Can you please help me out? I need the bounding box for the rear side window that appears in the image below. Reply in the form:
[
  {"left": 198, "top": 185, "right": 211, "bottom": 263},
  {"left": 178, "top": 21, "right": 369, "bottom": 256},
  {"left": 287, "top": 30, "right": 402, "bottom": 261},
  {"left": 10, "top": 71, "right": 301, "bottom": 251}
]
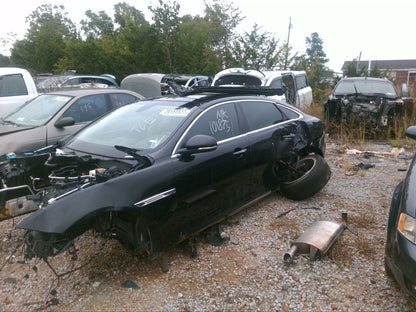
[
  {"left": 295, "top": 74, "right": 308, "bottom": 89},
  {"left": 108, "top": 93, "right": 139, "bottom": 109},
  {"left": 279, "top": 105, "right": 300, "bottom": 120},
  {"left": 0, "top": 74, "right": 28, "bottom": 97},
  {"left": 240, "top": 101, "right": 284, "bottom": 131}
]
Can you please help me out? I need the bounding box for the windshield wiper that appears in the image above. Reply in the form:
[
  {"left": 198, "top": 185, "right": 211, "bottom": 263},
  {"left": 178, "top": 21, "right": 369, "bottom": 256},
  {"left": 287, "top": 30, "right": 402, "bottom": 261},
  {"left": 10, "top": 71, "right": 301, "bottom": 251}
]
[
  {"left": 114, "top": 145, "right": 153, "bottom": 168},
  {"left": 0, "top": 119, "right": 18, "bottom": 126}
]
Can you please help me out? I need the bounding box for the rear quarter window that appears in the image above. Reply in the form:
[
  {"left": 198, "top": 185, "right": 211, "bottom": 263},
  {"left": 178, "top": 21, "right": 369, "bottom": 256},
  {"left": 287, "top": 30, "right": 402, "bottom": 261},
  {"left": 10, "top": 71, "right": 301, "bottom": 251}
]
[
  {"left": 109, "top": 93, "right": 140, "bottom": 109},
  {"left": 240, "top": 101, "right": 284, "bottom": 131}
]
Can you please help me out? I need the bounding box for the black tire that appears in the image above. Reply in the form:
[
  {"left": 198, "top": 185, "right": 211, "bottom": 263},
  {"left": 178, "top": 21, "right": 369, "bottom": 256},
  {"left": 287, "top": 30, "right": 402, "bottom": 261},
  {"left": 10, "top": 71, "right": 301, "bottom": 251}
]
[
  {"left": 280, "top": 154, "right": 331, "bottom": 201},
  {"left": 134, "top": 216, "right": 153, "bottom": 257}
]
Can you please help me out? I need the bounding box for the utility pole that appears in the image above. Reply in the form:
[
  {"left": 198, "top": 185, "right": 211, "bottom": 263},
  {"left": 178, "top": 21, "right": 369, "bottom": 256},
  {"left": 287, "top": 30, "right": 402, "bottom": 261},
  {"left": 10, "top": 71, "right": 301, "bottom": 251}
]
[{"left": 284, "top": 17, "right": 292, "bottom": 70}]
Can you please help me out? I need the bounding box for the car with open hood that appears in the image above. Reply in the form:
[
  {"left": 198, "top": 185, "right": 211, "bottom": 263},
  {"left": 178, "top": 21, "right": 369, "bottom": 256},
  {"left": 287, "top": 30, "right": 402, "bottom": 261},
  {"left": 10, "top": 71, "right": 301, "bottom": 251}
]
[
  {"left": 385, "top": 126, "right": 416, "bottom": 299},
  {"left": 0, "top": 86, "right": 330, "bottom": 269},
  {"left": 0, "top": 89, "right": 143, "bottom": 157}
]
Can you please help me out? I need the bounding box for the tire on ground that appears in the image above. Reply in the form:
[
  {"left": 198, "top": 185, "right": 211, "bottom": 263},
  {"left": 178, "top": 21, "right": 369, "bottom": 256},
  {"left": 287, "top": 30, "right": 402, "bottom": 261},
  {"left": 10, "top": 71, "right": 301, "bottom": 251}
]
[{"left": 280, "top": 154, "right": 331, "bottom": 201}]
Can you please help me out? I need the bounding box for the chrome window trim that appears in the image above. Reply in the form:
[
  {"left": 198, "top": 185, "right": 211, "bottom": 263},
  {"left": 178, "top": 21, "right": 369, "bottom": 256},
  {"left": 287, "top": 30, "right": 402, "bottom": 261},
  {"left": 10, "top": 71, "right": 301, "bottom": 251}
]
[{"left": 171, "top": 99, "right": 302, "bottom": 158}]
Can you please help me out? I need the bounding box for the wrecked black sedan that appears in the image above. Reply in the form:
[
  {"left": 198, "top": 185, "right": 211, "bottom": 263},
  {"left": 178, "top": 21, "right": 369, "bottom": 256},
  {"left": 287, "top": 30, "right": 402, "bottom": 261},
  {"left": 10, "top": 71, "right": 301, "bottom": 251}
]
[
  {"left": 324, "top": 77, "right": 407, "bottom": 129},
  {"left": 385, "top": 126, "right": 416, "bottom": 299},
  {"left": 1, "top": 87, "right": 330, "bottom": 263}
]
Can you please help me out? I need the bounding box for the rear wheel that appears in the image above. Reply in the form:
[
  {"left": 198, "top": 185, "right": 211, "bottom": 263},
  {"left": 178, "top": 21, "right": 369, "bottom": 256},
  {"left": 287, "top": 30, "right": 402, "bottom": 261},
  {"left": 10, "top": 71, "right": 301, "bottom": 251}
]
[{"left": 280, "top": 154, "right": 331, "bottom": 200}]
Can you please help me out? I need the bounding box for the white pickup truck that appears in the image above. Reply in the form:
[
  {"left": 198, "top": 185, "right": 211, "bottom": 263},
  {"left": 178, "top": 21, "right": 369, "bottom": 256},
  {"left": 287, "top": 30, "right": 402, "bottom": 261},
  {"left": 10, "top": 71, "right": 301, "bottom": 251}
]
[
  {"left": 0, "top": 67, "right": 38, "bottom": 117},
  {"left": 212, "top": 68, "right": 313, "bottom": 110}
]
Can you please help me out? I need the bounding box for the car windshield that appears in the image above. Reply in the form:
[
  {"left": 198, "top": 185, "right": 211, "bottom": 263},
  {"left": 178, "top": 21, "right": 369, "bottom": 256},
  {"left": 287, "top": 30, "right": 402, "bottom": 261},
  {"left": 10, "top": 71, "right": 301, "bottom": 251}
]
[
  {"left": 3, "top": 94, "right": 72, "bottom": 126},
  {"left": 66, "top": 101, "right": 193, "bottom": 155},
  {"left": 334, "top": 79, "right": 398, "bottom": 97}
]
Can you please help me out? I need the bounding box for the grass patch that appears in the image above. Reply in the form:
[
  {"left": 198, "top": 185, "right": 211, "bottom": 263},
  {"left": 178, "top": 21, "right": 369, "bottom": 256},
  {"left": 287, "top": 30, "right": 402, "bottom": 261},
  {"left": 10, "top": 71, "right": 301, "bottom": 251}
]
[{"left": 349, "top": 212, "right": 377, "bottom": 230}]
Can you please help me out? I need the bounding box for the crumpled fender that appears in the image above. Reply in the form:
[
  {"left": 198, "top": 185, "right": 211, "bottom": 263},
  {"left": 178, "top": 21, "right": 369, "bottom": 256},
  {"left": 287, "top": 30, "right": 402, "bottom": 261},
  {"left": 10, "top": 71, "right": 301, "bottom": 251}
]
[{"left": 16, "top": 169, "right": 169, "bottom": 234}]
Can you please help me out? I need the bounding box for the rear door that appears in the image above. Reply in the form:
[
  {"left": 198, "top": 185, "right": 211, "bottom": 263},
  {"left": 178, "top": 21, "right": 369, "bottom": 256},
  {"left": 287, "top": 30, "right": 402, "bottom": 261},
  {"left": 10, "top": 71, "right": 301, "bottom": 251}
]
[{"left": 238, "top": 100, "right": 301, "bottom": 198}]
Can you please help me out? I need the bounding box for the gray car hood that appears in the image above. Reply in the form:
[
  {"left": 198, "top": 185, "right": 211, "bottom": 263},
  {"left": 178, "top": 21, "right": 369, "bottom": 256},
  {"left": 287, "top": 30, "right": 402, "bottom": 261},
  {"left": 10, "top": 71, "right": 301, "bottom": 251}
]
[{"left": 0, "top": 123, "right": 36, "bottom": 135}]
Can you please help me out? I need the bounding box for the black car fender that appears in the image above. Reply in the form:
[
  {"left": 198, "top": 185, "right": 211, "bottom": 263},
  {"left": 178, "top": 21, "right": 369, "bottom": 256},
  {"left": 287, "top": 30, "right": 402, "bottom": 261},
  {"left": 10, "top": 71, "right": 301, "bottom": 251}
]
[{"left": 16, "top": 170, "right": 175, "bottom": 234}]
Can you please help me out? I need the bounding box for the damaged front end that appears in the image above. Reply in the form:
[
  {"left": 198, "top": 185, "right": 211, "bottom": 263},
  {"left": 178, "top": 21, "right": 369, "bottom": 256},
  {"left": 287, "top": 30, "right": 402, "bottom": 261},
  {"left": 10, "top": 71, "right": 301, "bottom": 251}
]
[
  {"left": 325, "top": 93, "right": 403, "bottom": 129},
  {"left": 1, "top": 148, "right": 150, "bottom": 259}
]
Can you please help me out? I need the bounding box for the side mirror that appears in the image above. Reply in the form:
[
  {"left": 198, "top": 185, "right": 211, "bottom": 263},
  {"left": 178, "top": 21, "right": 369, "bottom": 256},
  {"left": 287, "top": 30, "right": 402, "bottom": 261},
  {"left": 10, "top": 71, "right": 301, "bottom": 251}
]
[
  {"left": 405, "top": 126, "right": 416, "bottom": 140},
  {"left": 178, "top": 134, "right": 217, "bottom": 156},
  {"left": 54, "top": 117, "right": 75, "bottom": 128}
]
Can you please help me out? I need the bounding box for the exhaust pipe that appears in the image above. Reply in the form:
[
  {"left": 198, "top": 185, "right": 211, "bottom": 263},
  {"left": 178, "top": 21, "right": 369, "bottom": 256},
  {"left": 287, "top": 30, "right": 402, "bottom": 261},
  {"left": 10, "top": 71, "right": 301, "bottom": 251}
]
[{"left": 284, "top": 211, "right": 354, "bottom": 265}]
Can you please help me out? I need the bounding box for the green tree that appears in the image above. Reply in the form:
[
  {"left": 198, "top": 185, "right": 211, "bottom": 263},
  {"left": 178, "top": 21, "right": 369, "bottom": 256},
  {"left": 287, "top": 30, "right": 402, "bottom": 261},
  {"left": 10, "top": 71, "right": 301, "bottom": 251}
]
[
  {"left": 11, "top": 4, "right": 77, "bottom": 73},
  {"left": 81, "top": 10, "right": 114, "bottom": 38},
  {"left": 174, "top": 16, "right": 214, "bottom": 74},
  {"left": 298, "top": 32, "right": 330, "bottom": 104},
  {"left": 203, "top": 0, "right": 243, "bottom": 69},
  {"left": 114, "top": 2, "right": 147, "bottom": 28},
  {"left": 149, "top": 0, "right": 181, "bottom": 73},
  {"left": 229, "top": 23, "right": 281, "bottom": 70}
]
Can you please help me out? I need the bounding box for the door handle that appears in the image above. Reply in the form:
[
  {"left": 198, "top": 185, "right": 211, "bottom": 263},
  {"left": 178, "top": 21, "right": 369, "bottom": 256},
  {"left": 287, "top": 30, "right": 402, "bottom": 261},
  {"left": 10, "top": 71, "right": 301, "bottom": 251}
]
[{"left": 233, "top": 148, "right": 247, "bottom": 157}]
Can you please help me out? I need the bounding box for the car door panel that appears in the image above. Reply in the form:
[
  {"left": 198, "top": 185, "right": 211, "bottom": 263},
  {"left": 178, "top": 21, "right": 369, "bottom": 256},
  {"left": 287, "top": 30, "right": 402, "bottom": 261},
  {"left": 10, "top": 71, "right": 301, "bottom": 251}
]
[{"left": 159, "top": 102, "right": 252, "bottom": 243}]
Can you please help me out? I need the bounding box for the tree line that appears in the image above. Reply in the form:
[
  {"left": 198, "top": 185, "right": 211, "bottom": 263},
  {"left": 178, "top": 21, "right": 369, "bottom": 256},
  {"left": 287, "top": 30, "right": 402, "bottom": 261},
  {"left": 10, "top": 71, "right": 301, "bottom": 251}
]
[{"left": 0, "top": 0, "right": 332, "bottom": 102}]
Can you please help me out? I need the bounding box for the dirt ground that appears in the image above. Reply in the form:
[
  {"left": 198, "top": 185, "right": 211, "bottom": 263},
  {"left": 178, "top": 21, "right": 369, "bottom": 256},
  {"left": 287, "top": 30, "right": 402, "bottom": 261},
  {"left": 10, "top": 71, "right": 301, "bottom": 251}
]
[{"left": 1, "top": 138, "right": 416, "bottom": 311}]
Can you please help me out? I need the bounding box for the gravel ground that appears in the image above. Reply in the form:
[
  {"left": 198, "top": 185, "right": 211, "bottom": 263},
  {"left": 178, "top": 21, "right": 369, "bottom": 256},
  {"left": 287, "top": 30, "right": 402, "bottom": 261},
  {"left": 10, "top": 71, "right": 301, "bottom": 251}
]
[{"left": 1, "top": 138, "right": 416, "bottom": 311}]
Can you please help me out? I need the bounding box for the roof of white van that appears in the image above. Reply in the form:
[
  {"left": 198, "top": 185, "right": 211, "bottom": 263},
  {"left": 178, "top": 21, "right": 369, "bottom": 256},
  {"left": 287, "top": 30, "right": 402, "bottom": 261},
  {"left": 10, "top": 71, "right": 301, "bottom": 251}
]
[{"left": 0, "top": 67, "right": 31, "bottom": 75}]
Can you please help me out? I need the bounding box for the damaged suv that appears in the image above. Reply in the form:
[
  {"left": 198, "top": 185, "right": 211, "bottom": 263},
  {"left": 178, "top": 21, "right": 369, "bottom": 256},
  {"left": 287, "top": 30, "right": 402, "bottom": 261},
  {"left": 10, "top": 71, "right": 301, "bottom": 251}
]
[
  {"left": 0, "top": 87, "right": 330, "bottom": 265},
  {"left": 324, "top": 77, "right": 407, "bottom": 129}
]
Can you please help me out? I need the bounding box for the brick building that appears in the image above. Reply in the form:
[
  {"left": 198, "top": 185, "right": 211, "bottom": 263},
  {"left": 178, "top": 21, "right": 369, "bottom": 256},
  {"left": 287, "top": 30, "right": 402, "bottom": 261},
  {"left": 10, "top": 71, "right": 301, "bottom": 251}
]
[{"left": 341, "top": 59, "right": 416, "bottom": 90}]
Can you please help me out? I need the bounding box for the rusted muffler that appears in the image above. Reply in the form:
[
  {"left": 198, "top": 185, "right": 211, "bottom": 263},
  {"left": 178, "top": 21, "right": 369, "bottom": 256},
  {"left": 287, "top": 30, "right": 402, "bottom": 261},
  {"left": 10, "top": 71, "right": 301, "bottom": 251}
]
[{"left": 284, "top": 211, "right": 355, "bottom": 265}]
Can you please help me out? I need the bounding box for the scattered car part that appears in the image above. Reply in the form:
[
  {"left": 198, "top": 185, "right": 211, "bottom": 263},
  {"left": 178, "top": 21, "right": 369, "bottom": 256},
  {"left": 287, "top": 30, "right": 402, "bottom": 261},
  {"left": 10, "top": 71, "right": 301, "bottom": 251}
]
[
  {"left": 279, "top": 154, "right": 331, "bottom": 200},
  {"left": 284, "top": 212, "right": 354, "bottom": 264}
]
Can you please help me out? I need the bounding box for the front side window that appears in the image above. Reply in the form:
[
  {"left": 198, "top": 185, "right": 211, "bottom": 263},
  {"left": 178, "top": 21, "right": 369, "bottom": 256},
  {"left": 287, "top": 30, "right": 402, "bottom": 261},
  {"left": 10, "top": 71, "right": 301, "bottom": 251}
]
[
  {"left": 62, "top": 94, "right": 107, "bottom": 123},
  {"left": 0, "top": 74, "right": 28, "bottom": 97},
  {"left": 184, "top": 102, "right": 240, "bottom": 142},
  {"left": 240, "top": 101, "right": 284, "bottom": 131}
]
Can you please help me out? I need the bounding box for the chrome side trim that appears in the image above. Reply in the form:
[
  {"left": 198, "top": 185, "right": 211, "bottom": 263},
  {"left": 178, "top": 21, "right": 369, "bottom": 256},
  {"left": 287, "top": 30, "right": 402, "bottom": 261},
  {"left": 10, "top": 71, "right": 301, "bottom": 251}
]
[{"left": 134, "top": 188, "right": 176, "bottom": 207}]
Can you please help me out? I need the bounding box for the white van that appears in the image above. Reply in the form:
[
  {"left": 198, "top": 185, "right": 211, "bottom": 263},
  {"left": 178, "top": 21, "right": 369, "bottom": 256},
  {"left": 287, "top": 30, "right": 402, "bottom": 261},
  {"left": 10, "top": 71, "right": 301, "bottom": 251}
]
[
  {"left": 0, "top": 67, "right": 38, "bottom": 117},
  {"left": 212, "top": 68, "right": 313, "bottom": 110}
]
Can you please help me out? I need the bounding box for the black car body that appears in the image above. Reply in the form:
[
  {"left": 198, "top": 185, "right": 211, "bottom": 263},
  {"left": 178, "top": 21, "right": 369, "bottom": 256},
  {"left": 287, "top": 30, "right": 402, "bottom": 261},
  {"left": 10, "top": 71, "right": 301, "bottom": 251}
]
[
  {"left": 324, "top": 77, "right": 407, "bottom": 129},
  {"left": 385, "top": 126, "right": 416, "bottom": 298},
  {"left": 0, "top": 87, "right": 330, "bottom": 261}
]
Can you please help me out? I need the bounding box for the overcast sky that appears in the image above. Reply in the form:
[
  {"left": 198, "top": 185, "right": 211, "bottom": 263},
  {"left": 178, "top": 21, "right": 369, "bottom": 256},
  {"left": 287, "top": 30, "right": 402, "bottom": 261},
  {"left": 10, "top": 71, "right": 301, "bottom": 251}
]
[{"left": 1, "top": 0, "right": 415, "bottom": 72}]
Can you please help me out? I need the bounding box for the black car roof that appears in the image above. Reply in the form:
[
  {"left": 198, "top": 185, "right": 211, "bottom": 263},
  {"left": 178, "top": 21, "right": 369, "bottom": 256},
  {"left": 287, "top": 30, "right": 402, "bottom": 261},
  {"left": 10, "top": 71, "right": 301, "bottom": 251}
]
[{"left": 137, "top": 86, "right": 290, "bottom": 110}]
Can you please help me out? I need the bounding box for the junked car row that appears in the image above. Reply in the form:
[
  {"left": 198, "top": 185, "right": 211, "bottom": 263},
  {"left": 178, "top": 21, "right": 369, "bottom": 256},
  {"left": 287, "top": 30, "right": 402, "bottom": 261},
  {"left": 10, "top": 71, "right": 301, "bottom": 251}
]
[{"left": 0, "top": 66, "right": 415, "bottom": 301}]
